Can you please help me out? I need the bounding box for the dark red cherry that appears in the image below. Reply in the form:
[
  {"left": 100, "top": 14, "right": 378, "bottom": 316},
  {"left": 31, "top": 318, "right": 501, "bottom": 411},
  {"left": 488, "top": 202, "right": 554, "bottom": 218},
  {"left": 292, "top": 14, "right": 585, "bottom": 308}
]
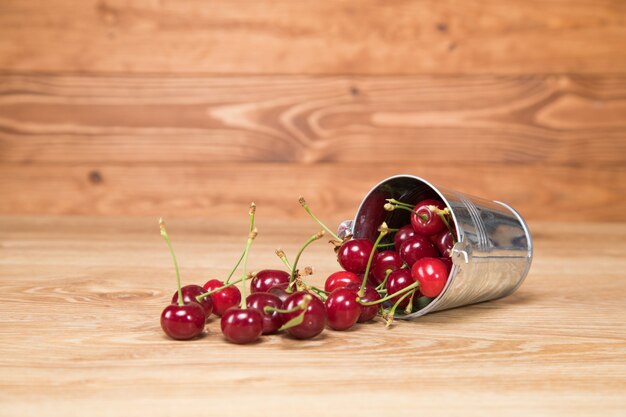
[
  {"left": 394, "top": 224, "right": 416, "bottom": 250},
  {"left": 399, "top": 235, "right": 438, "bottom": 267},
  {"left": 324, "top": 270, "right": 361, "bottom": 293},
  {"left": 411, "top": 257, "right": 449, "bottom": 298},
  {"left": 345, "top": 282, "right": 381, "bottom": 323},
  {"left": 439, "top": 257, "right": 453, "bottom": 274},
  {"left": 161, "top": 303, "right": 205, "bottom": 340},
  {"left": 325, "top": 288, "right": 361, "bottom": 331},
  {"left": 281, "top": 291, "right": 327, "bottom": 339},
  {"left": 267, "top": 282, "right": 291, "bottom": 303},
  {"left": 431, "top": 230, "right": 454, "bottom": 256},
  {"left": 250, "top": 269, "right": 290, "bottom": 293},
  {"left": 411, "top": 199, "right": 447, "bottom": 236},
  {"left": 220, "top": 307, "right": 264, "bottom": 344},
  {"left": 246, "top": 292, "right": 283, "bottom": 335},
  {"left": 171, "top": 284, "right": 213, "bottom": 319},
  {"left": 386, "top": 269, "right": 416, "bottom": 308},
  {"left": 371, "top": 250, "right": 404, "bottom": 285},
  {"left": 203, "top": 279, "right": 242, "bottom": 317},
  {"left": 337, "top": 238, "right": 375, "bottom": 274}
]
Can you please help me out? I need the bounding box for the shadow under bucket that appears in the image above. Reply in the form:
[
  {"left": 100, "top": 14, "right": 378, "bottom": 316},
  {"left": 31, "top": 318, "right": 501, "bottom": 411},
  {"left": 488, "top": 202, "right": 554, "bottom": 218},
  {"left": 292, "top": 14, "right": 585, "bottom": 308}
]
[{"left": 338, "top": 175, "right": 533, "bottom": 318}]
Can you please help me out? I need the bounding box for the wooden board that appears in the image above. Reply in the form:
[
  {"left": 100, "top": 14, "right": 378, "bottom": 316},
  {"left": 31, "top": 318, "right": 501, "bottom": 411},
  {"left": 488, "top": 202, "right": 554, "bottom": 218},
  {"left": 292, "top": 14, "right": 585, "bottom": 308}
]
[
  {"left": 0, "top": 216, "right": 624, "bottom": 417},
  {"left": 0, "top": 0, "right": 624, "bottom": 74},
  {"left": 1, "top": 74, "right": 625, "bottom": 165}
]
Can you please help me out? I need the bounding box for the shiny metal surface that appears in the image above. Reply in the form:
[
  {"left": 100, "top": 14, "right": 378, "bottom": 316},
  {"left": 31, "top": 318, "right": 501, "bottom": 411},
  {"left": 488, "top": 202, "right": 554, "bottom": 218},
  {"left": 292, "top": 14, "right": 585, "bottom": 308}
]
[{"left": 341, "top": 175, "right": 533, "bottom": 318}]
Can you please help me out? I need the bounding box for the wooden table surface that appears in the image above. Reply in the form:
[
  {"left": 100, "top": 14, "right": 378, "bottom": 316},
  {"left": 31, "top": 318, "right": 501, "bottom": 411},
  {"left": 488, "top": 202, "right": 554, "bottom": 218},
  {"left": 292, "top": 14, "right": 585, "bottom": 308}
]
[{"left": 1, "top": 216, "right": 625, "bottom": 416}]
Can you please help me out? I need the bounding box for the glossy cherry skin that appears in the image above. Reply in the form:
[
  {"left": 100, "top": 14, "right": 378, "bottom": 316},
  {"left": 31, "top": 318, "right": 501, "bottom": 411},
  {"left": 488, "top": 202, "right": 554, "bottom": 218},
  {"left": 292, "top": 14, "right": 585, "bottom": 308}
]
[
  {"left": 371, "top": 250, "right": 404, "bottom": 285},
  {"left": 386, "top": 269, "right": 416, "bottom": 308},
  {"left": 399, "top": 235, "right": 438, "bottom": 267},
  {"left": 337, "top": 238, "right": 375, "bottom": 274},
  {"left": 411, "top": 199, "right": 447, "bottom": 236},
  {"left": 324, "top": 270, "right": 361, "bottom": 293},
  {"left": 161, "top": 303, "right": 205, "bottom": 340},
  {"left": 203, "top": 279, "right": 242, "bottom": 317},
  {"left": 345, "top": 282, "right": 381, "bottom": 323},
  {"left": 325, "top": 288, "right": 361, "bottom": 331},
  {"left": 411, "top": 257, "right": 449, "bottom": 298},
  {"left": 246, "top": 292, "right": 283, "bottom": 335},
  {"left": 250, "top": 269, "right": 290, "bottom": 294},
  {"left": 394, "top": 224, "right": 416, "bottom": 251},
  {"left": 267, "top": 282, "right": 291, "bottom": 303},
  {"left": 439, "top": 257, "right": 453, "bottom": 274},
  {"left": 171, "top": 284, "right": 213, "bottom": 319},
  {"left": 431, "top": 230, "right": 454, "bottom": 257},
  {"left": 281, "top": 291, "right": 327, "bottom": 339},
  {"left": 220, "top": 307, "right": 264, "bottom": 344}
]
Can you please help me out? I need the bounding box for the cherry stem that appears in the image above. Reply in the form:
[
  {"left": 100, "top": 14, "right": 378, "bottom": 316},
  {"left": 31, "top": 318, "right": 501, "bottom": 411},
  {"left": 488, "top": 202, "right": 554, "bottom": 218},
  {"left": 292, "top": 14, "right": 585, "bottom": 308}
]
[
  {"left": 195, "top": 275, "right": 253, "bottom": 301},
  {"left": 224, "top": 251, "right": 245, "bottom": 284},
  {"left": 385, "top": 290, "right": 414, "bottom": 326},
  {"left": 376, "top": 242, "right": 395, "bottom": 248},
  {"left": 224, "top": 203, "right": 257, "bottom": 284},
  {"left": 375, "top": 269, "right": 393, "bottom": 291},
  {"left": 299, "top": 196, "right": 341, "bottom": 241},
  {"left": 275, "top": 249, "right": 293, "bottom": 270},
  {"left": 359, "top": 222, "right": 389, "bottom": 296},
  {"left": 278, "top": 295, "right": 313, "bottom": 332},
  {"left": 428, "top": 205, "right": 457, "bottom": 242},
  {"left": 404, "top": 290, "right": 417, "bottom": 314},
  {"left": 384, "top": 203, "right": 414, "bottom": 214},
  {"left": 159, "top": 219, "right": 184, "bottom": 307},
  {"left": 263, "top": 303, "right": 304, "bottom": 315},
  {"left": 358, "top": 281, "right": 419, "bottom": 306},
  {"left": 289, "top": 230, "right": 325, "bottom": 290},
  {"left": 239, "top": 204, "right": 258, "bottom": 306},
  {"left": 385, "top": 198, "right": 415, "bottom": 209}
]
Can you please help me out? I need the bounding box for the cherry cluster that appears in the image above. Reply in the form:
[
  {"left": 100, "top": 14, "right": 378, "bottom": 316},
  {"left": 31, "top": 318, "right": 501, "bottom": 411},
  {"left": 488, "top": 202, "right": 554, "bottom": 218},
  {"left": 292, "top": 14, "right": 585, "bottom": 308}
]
[{"left": 159, "top": 197, "right": 456, "bottom": 344}]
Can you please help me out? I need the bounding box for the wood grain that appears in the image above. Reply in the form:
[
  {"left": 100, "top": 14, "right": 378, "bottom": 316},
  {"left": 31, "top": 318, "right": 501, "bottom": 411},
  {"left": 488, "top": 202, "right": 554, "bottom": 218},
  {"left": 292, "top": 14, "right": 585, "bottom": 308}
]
[
  {"left": 1, "top": 74, "right": 625, "bottom": 165},
  {"left": 1, "top": 162, "right": 625, "bottom": 222},
  {"left": 0, "top": 0, "right": 624, "bottom": 74},
  {"left": 0, "top": 216, "right": 624, "bottom": 417}
]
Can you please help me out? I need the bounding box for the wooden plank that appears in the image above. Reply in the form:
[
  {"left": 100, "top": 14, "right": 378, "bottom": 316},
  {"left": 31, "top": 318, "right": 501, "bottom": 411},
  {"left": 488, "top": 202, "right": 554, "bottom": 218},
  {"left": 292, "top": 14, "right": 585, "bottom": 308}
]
[
  {"left": 1, "top": 163, "right": 624, "bottom": 221},
  {"left": 0, "top": 216, "right": 624, "bottom": 417},
  {"left": 0, "top": 0, "right": 624, "bottom": 74},
  {"left": 1, "top": 74, "right": 625, "bottom": 165}
]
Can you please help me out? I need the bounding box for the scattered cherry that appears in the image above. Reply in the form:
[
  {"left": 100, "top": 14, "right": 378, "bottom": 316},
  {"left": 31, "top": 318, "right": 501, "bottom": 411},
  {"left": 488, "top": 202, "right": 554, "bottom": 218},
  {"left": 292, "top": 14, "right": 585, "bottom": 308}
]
[
  {"left": 399, "top": 235, "right": 438, "bottom": 267},
  {"left": 171, "top": 284, "right": 213, "bottom": 319},
  {"left": 325, "top": 270, "right": 361, "bottom": 293},
  {"left": 220, "top": 307, "right": 264, "bottom": 344},
  {"left": 267, "top": 282, "right": 291, "bottom": 303},
  {"left": 203, "top": 279, "right": 242, "bottom": 317},
  {"left": 246, "top": 292, "right": 283, "bottom": 334},
  {"left": 411, "top": 199, "right": 447, "bottom": 236},
  {"left": 345, "top": 282, "right": 381, "bottom": 323},
  {"left": 337, "top": 238, "right": 375, "bottom": 274},
  {"left": 161, "top": 303, "right": 206, "bottom": 340},
  {"left": 411, "top": 257, "right": 449, "bottom": 298},
  {"left": 394, "top": 224, "right": 416, "bottom": 250},
  {"left": 325, "top": 288, "right": 361, "bottom": 331},
  {"left": 281, "top": 291, "right": 327, "bottom": 339},
  {"left": 386, "top": 269, "right": 417, "bottom": 308},
  {"left": 371, "top": 250, "right": 404, "bottom": 285},
  {"left": 250, "top": 269, "right": 290, "bottom": 293}
]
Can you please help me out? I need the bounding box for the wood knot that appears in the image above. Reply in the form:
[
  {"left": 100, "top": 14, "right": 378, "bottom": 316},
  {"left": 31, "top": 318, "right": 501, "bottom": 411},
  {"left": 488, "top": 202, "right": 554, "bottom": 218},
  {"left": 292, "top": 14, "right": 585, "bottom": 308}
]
[{"left": 88, "top": 170, "right": 103, "bottom": 184}]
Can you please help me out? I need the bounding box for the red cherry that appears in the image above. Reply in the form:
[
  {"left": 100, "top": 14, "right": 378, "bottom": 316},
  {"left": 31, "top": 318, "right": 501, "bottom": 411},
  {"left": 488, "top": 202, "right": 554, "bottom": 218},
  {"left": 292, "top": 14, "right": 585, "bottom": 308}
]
[
  {"left": 281, "top": 291, "right": 327, "bottom": 339},
  {"left": 337, "top": 238, "right": 375, "bottom": 274},
  {"left": 171, "top": 284, "right": 213, "bottom": 319},
  {"left": 411, "top": 257, "right": 449, "bottom": 298},
  {"left": 324, "top": 270, "right": 361, "bottom": 293},
  {"left": 220, "top": 307, "right": 264, "bottom": 344},
  {"left": 345, "top": 283, "right": 381, "bottom": 323},
  {"left": 399, "top": 235, "right": 438, "bottom": 267},
  {"left": 246, "top": 292, "right": 283, "bottom": 335},
  {"left": 203, "top": 279, "right": 242, "bottom": 317},
  {"left": 394, "top": 224, "right": 416, "bottom": 251},
  {"left": 371, "top": 250, "right": 404, "bottom": 285},
  {"left": 439, "top": 257, "right": 453, "bottom": 274},
  {"left": 431, "top": 230, "right": 454, "bottom": 256},
  {"left": 250, "top": 269, "right": 290, "bottom": 294},
  {"left": 325, "top": 288, "right": 361, "bottom": 331},
  {"left": 386, "top": 269, "right": 416, "bottom": 308},
  {"left": 411, "top": 199, "right": 447, "bottom": 236},
  {"left": 161, "top": 303, "right": 205, "bottom": 340},
  {"left": 267, "top": 282, "right": 291, "bottom": 303}
]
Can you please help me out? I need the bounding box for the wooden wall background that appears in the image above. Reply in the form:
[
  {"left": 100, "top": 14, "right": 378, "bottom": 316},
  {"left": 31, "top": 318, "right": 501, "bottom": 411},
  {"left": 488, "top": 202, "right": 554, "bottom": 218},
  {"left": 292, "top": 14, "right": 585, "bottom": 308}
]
[{"left": 1, "top": 0, "right": 625, "bottom": 222}]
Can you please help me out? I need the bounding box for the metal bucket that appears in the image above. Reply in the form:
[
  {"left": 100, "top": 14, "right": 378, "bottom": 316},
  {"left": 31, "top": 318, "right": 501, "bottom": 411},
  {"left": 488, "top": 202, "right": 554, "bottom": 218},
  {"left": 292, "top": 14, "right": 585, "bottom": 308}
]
[{"left": 337, "top": 175, "right": 533, "bottom": 318}]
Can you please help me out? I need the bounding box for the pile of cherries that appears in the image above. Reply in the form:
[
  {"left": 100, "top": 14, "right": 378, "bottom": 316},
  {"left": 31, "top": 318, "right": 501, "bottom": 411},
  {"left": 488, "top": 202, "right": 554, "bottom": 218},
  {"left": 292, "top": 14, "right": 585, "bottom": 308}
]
[{"left": 160, "top": 197, "right": 456, "bottom": 344}]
